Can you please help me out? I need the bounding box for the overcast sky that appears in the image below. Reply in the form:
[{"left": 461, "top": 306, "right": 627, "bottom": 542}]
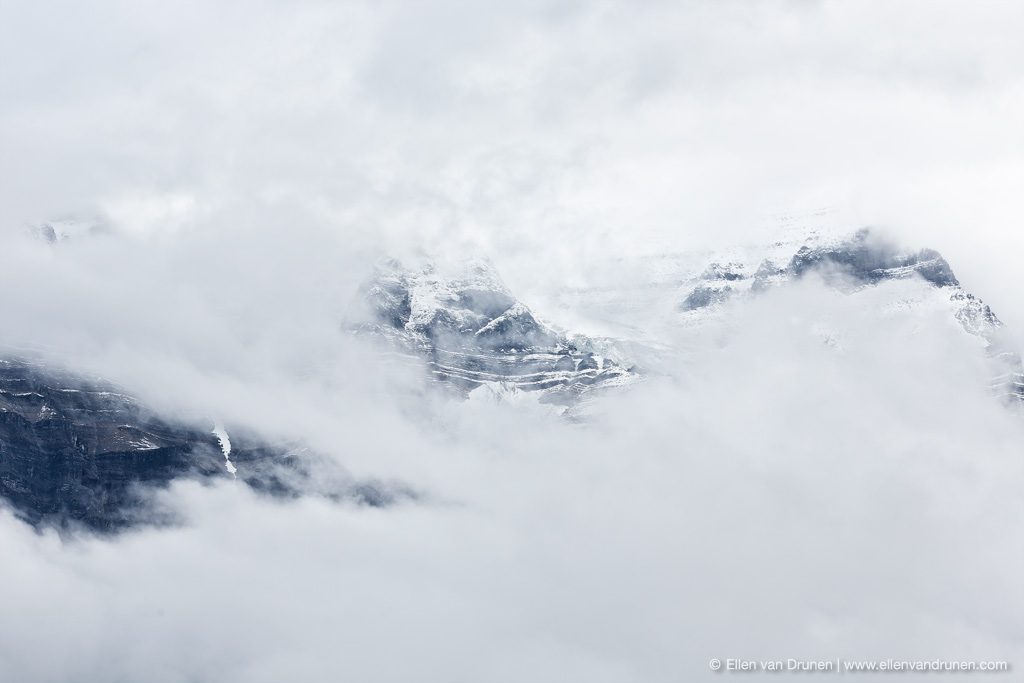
[
  {"left": 1, "top": 2, "right": 1023, "bottom": 681},
  {"left": 2, "top": 1, "right": 1023, "bottom": 297}
]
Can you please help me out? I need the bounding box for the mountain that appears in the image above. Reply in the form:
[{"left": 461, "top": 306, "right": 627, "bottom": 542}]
[
  {"left": 361, "top": 229, "right": 1022, "bottom": 408},
  {"left": 670, "top": 228, "right": 1023, "bottom": 403},
  {"left": 358, "top": 258, "right": 639, "bottom": 406},
  {"left": 0, "top": 356, "right": 396, "bottom": 531},
  {"left": 2, "top": 224, "right": 1021, "bottom": 530}
]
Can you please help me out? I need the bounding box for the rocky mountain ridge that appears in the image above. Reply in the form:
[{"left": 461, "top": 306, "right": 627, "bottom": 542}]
[
  {"left": 672, "top": 228, "right": 1023, "bottom": 403},
  {"left": 359, "top": 258, "right": 639, "bottom": 405},
  {"left": 0, "top": 356, "right": 396, "bottom": 531},
  {"left": 2, "top": 225, "right": 1021, "bottom": 530}
]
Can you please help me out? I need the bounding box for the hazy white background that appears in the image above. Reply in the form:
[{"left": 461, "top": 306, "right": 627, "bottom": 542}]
[{"left": 0, "top": 1, "right": 1022, "bottom": 681}]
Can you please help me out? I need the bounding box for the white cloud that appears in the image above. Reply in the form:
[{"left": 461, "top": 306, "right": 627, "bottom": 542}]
[
  {"left": 0, "top": 1, "right": 1022, "bottom": 680},
  {"left": 0, "top": 272, "right": 1022, "bottom": 682}
]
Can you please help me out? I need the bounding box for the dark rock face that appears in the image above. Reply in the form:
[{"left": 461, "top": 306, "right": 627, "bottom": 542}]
[
  {"left": 0, "top": 359, "right": 226, "bottom": 529},
  {"left": 360, "top": 260, "right": 635, "bottom": 401},
  {"left": 0, "top": 358, "right": 399, "bottom": 531}
]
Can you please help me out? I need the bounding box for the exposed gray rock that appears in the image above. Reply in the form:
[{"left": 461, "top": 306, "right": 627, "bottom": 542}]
[
  {"left": 358, "top": 259, "right": 637, "bottom": 402},
  {"left": 788, "top": 229, "right": 959, "bottom": 288},
  {"left": 675, "top": 227, "right": 1023, "bottom": 405},
  {"left": 682, "top": 284, "right": 734, "bottom": 311},
  {"left": 701, "top": 262, "right": 745, "bottom": 281},
  {"left": 0, "top": 358, "right": 400, "bottom": 531}
]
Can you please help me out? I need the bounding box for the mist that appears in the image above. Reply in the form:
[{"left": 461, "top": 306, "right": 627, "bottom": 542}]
[
  {"left": 1, "top": 270, "right": 1021, "bottom": 682},
  {"left": 1, "top": 1, "right": 1023, "bottom": 681}
]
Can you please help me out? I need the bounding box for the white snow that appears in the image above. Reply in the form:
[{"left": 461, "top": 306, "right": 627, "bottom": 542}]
[
  {"left": 212, "top": 423, "right": 237, "bottom": 476},
  {"left": 473, "top": 302, "right": 532, "bottom": 337}
]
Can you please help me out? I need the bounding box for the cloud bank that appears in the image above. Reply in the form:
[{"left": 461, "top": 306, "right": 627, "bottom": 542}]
[
  {"left": 1, "top": 268, "right": 1022, "bottom": 682},
  {"left": 0, "top": 1, "right": 1022, "bottom": 681}
]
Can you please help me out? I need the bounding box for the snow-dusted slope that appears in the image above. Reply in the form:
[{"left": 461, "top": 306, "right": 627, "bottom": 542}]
[
  {"left": 361, "top": 227, "right": 1023, "bottom": 408},
  {"left": 359, "top": 258, "right": 639, "bottom": 404},
  {"left": 671, "top": 228, "right": 1021, "bottom": 403},
  {"left": 557, "top": 225, "right": 1023, "bottom": 405}
]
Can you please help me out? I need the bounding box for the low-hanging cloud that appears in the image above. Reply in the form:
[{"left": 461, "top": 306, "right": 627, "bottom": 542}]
[
  {"left": 0, "top": 269, "right": 1021, "bottom": 682},
  {"left": 1, "top": 1, "right": 1023, "bottom": 680}
]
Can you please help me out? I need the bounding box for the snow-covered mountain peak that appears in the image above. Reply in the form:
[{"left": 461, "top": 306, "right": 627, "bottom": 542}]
[
  {"left": 359, "top": 257, "right": 638, "bottom": 404},
  {"left": 359, "top": 225, "right": 1022, "bottom": 408}
]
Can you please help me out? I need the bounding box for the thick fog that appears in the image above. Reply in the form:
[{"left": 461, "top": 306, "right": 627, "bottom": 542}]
[
  {"left": 1, "top": 263, "right": 1022, "bottom": 682},
  {"left": 1, "top": 1, "right": 1023, "bottom": 681}
]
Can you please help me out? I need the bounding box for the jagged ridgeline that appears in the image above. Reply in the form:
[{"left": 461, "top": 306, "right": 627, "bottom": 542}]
[
  {"left": 359, "top": 232, "right": 1023, "bottom": 408},
  {"left": 0, "top": 357, "right": 225, "bottom": 528},
  {"left": 0, "top": 357, "right": 399, "bottom": 531},
  {"left": 2, "top": 227, "right": 1021, "bottom": 531},
  {"left": 357, "top": 258, "right": 639, "bottom": 403},
  {"left": 675, "top": 228, "right": 1023, "bottom": 404}
]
